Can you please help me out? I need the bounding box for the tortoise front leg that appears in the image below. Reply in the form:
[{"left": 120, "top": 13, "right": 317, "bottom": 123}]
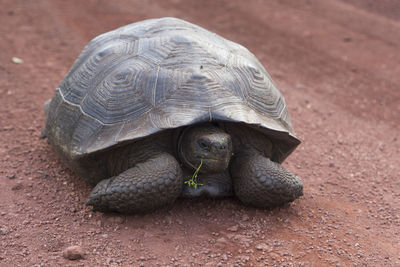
[
  {"left": 86, "top": 153, "right": 183, "bottom": 213},
  {"left": 231, "top": 150, "right": 303, "bottom": 208}
]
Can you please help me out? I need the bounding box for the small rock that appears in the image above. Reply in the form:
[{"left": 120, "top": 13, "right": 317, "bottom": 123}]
[
  {"left": 238, "top": 223, "right": 247, "bottom": 229},
  {"left": 7, "top": 173, "right": 16, "bottom": 179},
  {"left": 270, "top": 252, "right": 279, "bottom": 259},
  {"left": 12, "top": 57, "right": 24, "bottom": 64},
  {"left": 0, "top": 226, "right": 9, "bottom": 235},
  {"left": 203, "top": 249, "right": 211, "bottom": 255},
  {"left": 227, "top": 225, "right": 238, "bottom": 232},
  {"left": 255, "top": 243, "right": 269, "bottom": 251},
  {"left": 62, "top": 245, "right": 84, "bottom": 260},
  {"left": 11, "top": 182, "right": 23, "bottom": 191}
]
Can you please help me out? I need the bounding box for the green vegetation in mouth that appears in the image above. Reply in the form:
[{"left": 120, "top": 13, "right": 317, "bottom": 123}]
[
  {"left": 184, "top": 158, "right": 204, "bottom": 190},
  {"left": 219, "top": 137, "right": 225, "bottom": 145}
]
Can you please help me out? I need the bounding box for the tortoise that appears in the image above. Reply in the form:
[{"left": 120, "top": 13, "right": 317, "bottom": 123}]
[{"left": 43, "top": 17, "right": 303, "bottom": 213}]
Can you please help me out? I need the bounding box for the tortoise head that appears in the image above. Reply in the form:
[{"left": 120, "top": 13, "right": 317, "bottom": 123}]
[{"left": 178, "top": 124, "right": 233, "bottom": 173}]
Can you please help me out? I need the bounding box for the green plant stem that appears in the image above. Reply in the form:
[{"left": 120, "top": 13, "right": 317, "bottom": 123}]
[{"left": 184, "top": 159, "right": 204, "bottom": 190}]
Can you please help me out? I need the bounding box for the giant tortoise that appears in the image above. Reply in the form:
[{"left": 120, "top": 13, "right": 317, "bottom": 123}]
[{"left": 44, "top": 17, "right": 303, "bottom": 213}]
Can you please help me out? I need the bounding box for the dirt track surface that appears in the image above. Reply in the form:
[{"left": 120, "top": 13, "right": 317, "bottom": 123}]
[{"left": 1, "top": 0, "right": 399, "bottom": 266}]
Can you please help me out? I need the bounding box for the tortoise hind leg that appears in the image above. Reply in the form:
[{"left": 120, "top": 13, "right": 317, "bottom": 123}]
[
  {"left": 86, "top": 153, "right": 183, "bottom": 213},
  {"left": 231, "top": 150, "right": 303, "bottom": 208}
]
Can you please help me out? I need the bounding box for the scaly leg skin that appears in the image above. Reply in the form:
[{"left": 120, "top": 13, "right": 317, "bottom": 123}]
[
  {"left": 231, "top": 151, "right": 303, "bottom": 208},
  {"left": 86, "top": 153, "right": 183, "bottom": 213}
]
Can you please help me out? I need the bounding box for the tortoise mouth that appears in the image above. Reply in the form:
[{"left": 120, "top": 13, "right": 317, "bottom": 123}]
[
  {"left": 180, "top": 149, "right": 232, "bottom": 174},
  {"left": 197, "top": 156, "right": 227, "bottom": 161},
  {"left": 192, "top": 156, "right": 231, "bottom": 174}
]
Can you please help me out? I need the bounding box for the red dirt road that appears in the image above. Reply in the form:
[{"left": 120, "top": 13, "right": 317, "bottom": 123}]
[{"left": 1, "top": 0, "right": 399, "bottom": 266}]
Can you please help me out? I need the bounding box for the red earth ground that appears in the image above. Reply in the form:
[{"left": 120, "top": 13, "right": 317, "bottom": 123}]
[{"left": 1, "top": 0, "right": 399, "bottom": 266}]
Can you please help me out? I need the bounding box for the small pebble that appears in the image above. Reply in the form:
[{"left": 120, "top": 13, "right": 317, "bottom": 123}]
[
  {"left": 255, "top": 243, "right": 269, "bottom": 251},
  {"left": 11, "top": 182, "right": 23, "bottom": 191},
  {"left": 62, "top": 245, "right": 84, "bottom": 260},
  {"left": 227, "top": 225, "right": 239, "bottom": 232},
  {"left": 12, "top": 57, "right": 24, "bottom": 64}
]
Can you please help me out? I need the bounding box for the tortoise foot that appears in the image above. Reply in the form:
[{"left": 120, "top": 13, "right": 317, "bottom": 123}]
[{"left": 231, "top": 153, "right": 303, "bottom": 208}]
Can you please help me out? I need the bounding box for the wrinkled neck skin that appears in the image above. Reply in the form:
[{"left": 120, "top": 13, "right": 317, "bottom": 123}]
[{"left": 178, "top": 123, "right": 233, "bottom": 174}]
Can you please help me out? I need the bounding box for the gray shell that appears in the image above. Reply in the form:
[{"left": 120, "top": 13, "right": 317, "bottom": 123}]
[{"left": 45, "top": 17, "right": 300, "bottom": 163}]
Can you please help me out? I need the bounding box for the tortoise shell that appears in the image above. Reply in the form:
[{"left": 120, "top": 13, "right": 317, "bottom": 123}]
[{"left": 45, "top": 17, "right": 300, "bottom": 163}]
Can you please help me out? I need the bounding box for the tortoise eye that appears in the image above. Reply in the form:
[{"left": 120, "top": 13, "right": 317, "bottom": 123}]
[{"left": 198, "top": 140, "right": 209, "bottom": 150}]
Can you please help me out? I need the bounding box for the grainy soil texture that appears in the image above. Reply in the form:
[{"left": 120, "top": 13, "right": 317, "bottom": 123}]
[{"left": 1, "top": 0, "right": 399, "bottom": 266}]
